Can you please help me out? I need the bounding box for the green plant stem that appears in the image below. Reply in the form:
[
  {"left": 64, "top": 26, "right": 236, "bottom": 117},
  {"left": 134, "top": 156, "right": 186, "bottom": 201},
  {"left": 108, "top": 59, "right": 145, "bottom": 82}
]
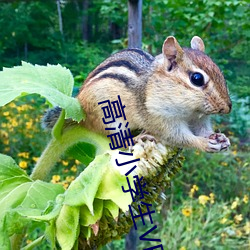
[
  {"left": 11, "top": 126, "right": 109, "bottom": 249},
  {"left": 30, "top": 126, "right": 110, "bottom": 181}
]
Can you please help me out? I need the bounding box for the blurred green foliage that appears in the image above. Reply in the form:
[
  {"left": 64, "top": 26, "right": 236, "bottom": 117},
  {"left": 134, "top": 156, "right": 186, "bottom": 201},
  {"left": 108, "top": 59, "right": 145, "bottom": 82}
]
[{"left": 0, "top": 0, "right": 249, "bottom": 97}]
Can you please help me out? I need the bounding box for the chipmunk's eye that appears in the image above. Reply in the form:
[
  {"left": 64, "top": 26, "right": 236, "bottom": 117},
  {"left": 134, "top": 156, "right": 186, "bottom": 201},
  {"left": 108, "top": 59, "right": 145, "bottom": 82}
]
[{"left": 190, "top": 72, "right": 204, "bottom": 87}]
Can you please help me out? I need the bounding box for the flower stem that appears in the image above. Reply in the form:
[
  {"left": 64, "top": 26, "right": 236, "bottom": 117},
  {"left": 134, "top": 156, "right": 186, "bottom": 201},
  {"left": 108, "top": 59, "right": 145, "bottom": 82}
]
[{"left": 30, "top": 126, "right": 110, "bottom": 181}]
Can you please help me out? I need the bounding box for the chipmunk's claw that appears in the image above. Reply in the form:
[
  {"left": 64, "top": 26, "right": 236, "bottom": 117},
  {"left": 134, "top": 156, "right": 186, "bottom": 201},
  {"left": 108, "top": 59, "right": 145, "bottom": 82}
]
[
  {"left": 129, "top": 132, "right": 157, "bottom": 152},
  {"left": 207, "top": 133, "right": 230, "bottom": 152},
  {"left": 134, "top": 132, "right": 156, "bottom": 144}
]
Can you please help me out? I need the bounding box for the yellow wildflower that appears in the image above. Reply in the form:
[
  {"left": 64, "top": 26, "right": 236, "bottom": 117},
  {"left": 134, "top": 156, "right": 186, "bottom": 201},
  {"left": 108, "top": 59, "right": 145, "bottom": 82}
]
[
  {"left": 18, "top": 152, "right": 30, "bottom": 159},
  {"left": 4, "top": 147, "right": 10, "bottom": 152},
  {"left": 32, "top": 157, "right": 39, "bottom": 162},
  {"left": 231, "top": 201, "right": 238, "bottom": 209},
  {"left": 51, "top": 175, "right": 61, "bottom": 183},
  {"left": 221, "top": 162, "right": 228, "bottom": 167},
  {"left": 0, "top": 130, "right": 8, "bottom": 138},
  {"left": 63, "top": 182, "right": 69, "bottom": 189},
  {"left": 198, "top": 195, "right": 210, "bottom": 206},
  {"left": 209, "top": 193, "right": 215, "bottom": 204},
  {"left": 66, "top": 176, "right": 75, "bottom": 182},
  {"left": 62, "top": 160, "right": 69, "bottom": 166},
  {"left": 11, "top": 119, "right": 18, "bottom": 127},
  {"left": 244, "top": 221, "right": 250, "bottom": 234},
  {"left": 236, "top": 229, "right": 242, "bottom": 237},
  {"left": 232, "top": 150, "right": 237, "bottom": 156},
  {"left": 3, "top": 111, "right": 9, "bottom": 116},
  {"left": 19, "top": 161, "right": 28, "bottom": 169},
  {"left": 179, "top": 247, "right": 186, "bottom": 250},
  {"left": 182, "top": 207, "right": 192, "bottom": 217},
  {"left": 75, "top": 159, "right": 81, "bottom": 165},
  {"left": 231, "top": 198, "right": 239, "bottom": 209},
  {"left": 220, "top": 217, "right": 228, "bottom": 224},
  {"left": 234, "top": 214, "right": 243, "bottom": 224},
  {"left": 71, "top": 165, "right": 77, "bottom": 172},
  {"left": 26, "top": 121, "right": 33, "bottom": 129},
  {"left": 3, "top": 138, "right": 9, "bottom": 145},
  {"left": 9, "top": 103, "right": 16, "bottom": 108},
  {"left": 221, "top": 232, "right": 227, "bottom": 238},
  {"left": 194, "top": 238, "right": 201, "bottom": 247},
  {"left": 17, "top": 105, "right": 29, "bottom": 112},
  {"left": 189, "top": 184, "right": 199, "bottom": 197},
  {"left": 243, "top": 195, "right": 248, "bottom": 204}
]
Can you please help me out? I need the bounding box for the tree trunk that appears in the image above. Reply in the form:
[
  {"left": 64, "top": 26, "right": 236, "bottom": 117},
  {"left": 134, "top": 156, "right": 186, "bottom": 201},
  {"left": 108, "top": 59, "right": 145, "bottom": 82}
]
[
  {"left": 125, "top": 226, "right": 137, "bottom": 250},
  {"left": 128, "top": 0, "right": 142, "bottom": 49},
  {"left": 56, "top": 0, "right": 63, "bottom": 36},
  {"left": 82, "top": 0, "right": 89, "bottom": 41}
]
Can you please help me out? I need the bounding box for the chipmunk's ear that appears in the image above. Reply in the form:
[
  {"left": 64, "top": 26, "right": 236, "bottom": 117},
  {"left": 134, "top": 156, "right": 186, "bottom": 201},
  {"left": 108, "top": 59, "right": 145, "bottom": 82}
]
[
  {"left": 191, "top": 36, "right": 205, "bottom": 52},
  {"left": 162, "top": 36, "right": 184, "bottom": 62}
]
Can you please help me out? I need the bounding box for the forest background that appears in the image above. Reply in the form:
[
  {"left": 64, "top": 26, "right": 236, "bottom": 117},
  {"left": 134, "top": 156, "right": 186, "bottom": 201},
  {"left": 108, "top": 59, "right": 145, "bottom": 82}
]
[{"left": 0, "top": 0, "right": 249, "bottom": 249}]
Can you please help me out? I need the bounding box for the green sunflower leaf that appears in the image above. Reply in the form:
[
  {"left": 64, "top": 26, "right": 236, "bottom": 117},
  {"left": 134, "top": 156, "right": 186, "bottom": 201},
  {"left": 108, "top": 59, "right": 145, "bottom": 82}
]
[{"left": 0, "top": 62, "right": 84, "bottom": 122}]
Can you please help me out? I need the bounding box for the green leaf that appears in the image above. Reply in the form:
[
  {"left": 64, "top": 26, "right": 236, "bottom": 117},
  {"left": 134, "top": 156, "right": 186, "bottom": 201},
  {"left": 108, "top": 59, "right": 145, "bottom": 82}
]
[
  {"left": 64, "top": 152, "right": 132, "bottom": 214},
  {"left": 66, "top": 142, "right": 96, "bottom": 166},
  {"left": 0, "top": 231, "right": 10, "bottom": 250},
  {"left": 0, "top": 154, "right": 30, "bottom": 181},
  {"left": 26, "top": 198, "right": 63, "bottom": 222},
  {"left": 0, "top": 181, "right": 64, "bottom": 238},
  {"left": 0, "top": 182, "right": 33, "bottom": 218},
  {"left": 0, "top": 62, "right": 85, "bottom": 122},
  {"left": 103, "top": 200, "right": 119, "bottom": 219},
  {"left": 4, "top": 211, "right": 36, "bottom": 241},
  {"left": 0, "top": 154, "right": 65, "bottom": 245},
  {"left": 20, "top": 181, "right": 64, "bottom": 213},
  {"left": 79, "top": 199, "right": 103, "bottom": 227},
  {"left": 0, "top": 182, "right": 33, "bottom": 248},
  {"left": 64, "top": 153, "right": 110, "bottom": 213},
  {"left": 0, "top": 176, "right": 32, "bottom": 201},
  {"left": 96, "top": 164, "right": 132, "bottom": 212},
  {"left": 56, "top": 205, "right": 80, "bottom": 250},
  {"left": 45, "top": 220, "right": 56, "bottom": 249}
]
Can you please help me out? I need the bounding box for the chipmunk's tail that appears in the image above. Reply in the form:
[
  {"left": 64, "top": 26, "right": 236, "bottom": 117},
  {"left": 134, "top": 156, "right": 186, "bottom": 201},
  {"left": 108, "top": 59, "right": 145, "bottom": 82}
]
[{"left": 41, "top": 106, "right": 62, "bottom": 130}]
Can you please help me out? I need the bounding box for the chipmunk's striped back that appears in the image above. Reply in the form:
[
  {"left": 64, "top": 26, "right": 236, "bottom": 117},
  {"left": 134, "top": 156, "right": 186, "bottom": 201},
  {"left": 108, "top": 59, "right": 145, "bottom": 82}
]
[
  {"left": 77, "top": 48, "right": 155, "bottom": 134},
  {"left": 83, "top": 48, "right": 155, "bottom": 88}
]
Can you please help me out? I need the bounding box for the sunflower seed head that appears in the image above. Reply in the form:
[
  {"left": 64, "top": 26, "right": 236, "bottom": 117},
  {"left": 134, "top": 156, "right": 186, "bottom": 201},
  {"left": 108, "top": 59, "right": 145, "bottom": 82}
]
[{"left": 79, "top": 140, "right": 183, "bottom": 249}]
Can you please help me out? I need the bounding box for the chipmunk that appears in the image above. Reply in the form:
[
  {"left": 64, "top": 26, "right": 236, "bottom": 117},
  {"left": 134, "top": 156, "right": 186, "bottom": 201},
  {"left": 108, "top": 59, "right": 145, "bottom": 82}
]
[{"left": 43, "top": 36, "right": 232, "bottom": 153}]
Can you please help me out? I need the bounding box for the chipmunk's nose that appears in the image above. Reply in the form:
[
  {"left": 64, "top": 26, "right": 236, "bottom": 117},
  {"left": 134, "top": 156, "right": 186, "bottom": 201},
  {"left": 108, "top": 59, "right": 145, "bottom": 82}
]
[{"left": 219, "top": 101, "right": 232, "bottom": 114}]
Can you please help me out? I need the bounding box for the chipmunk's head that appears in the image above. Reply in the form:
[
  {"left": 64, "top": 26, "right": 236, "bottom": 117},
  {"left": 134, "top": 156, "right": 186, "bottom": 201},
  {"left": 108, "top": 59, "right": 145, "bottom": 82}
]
[{"left": 157, "top": 36, "right": 232, "bottom": 115}]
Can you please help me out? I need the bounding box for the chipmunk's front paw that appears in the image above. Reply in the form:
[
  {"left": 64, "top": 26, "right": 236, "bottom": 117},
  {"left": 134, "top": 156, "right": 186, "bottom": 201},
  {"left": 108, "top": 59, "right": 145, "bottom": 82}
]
[
  {"left": 133, "top": 132, "right": 156, "bottom": 144},
  {"left": 129, "top": 132, "right": 156, "bottom": 151},
  {"left": 207, "top": 133, "right": 230, "bottom": 152}
]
